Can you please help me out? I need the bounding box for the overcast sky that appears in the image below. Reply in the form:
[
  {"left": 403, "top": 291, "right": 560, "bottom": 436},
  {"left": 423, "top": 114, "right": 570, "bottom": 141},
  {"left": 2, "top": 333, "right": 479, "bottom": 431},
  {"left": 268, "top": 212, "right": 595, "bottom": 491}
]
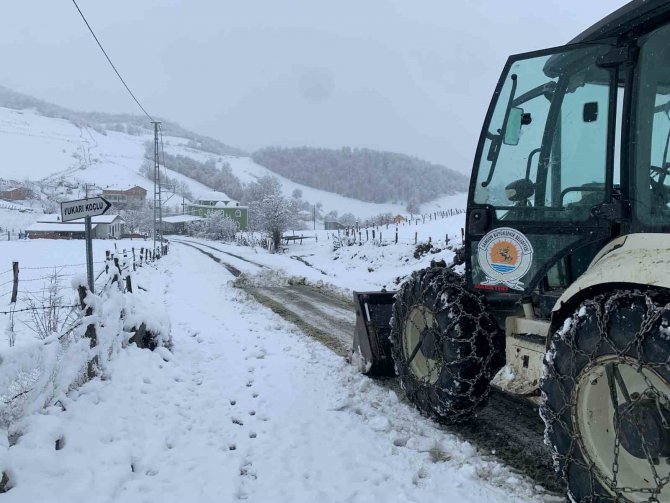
[{"left": 0, "top": 1, "right": 627, "bottom": 173}]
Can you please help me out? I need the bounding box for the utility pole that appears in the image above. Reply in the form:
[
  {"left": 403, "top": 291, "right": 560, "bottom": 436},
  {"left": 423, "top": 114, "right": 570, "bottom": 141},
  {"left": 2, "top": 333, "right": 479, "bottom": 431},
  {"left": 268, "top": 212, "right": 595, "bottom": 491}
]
[{"left": 152, "top": 121, "right": 163, "bottom": 255}]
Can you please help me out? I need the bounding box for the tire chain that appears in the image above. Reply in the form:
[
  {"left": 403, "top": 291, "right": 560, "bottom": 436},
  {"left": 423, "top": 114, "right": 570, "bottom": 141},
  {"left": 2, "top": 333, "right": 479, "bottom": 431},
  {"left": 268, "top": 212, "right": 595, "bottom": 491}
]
[
  {"left": 392, "top": 266, "right": 502, "bottom": 423},
  {"left": 542, "top": 290, "right": 670, "bottom": 501}
]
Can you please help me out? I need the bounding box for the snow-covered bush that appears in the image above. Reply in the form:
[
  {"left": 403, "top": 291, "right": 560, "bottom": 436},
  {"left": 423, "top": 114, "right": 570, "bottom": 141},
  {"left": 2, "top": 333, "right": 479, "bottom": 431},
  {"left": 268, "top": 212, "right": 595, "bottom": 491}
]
[
  {"left": 187, "top": 212, "right": 239, "bottom": 241},
  {"left": 123, "top": 292, "right": 172, "bottom": 351},
  {"left": 413, "top": 241, "right": 442, "bottom": 259},
  {"left": 21, "top": 269, "right": 80, "bottom": 340},
  {"left": 332, "top": 234, "right": 358, "bottom": 251}
]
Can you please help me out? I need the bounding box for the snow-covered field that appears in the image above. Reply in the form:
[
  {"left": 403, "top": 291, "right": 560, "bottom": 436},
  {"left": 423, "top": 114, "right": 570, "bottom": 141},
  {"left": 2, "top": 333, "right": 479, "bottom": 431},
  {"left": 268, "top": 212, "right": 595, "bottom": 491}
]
[
  {"left": 1, "top": 240, "right": 552, "bottom": 503},
  {"left": 176, "top": 209, "right": 466, "bottom": 295}
]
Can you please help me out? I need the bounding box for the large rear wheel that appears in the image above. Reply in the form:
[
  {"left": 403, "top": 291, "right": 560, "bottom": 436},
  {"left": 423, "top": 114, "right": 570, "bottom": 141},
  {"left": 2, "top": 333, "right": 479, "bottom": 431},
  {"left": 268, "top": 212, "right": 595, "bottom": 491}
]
[
  {"left": 390, "top": 266, "right": 503, "bottom": 424},
  {"left": 542, "top": 290, "right": 670, "bottom": 502}
]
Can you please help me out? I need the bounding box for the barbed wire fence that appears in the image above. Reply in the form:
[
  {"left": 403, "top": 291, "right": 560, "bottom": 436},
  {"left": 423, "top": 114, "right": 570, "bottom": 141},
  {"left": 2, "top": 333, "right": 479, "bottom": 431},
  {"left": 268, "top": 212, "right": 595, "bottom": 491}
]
[
  {"left": 324, "top": 207, "right": 465, "bottom": 250},
  {"left": 0, "top": 241, "right": 171, "bottom": 479}
]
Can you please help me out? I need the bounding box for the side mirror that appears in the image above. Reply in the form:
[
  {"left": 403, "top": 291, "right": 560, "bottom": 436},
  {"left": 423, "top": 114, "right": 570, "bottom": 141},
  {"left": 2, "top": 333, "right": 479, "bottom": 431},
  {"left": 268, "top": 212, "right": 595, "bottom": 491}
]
[{"left": 503, "top": 107, "right": 524, "bottom": 145}]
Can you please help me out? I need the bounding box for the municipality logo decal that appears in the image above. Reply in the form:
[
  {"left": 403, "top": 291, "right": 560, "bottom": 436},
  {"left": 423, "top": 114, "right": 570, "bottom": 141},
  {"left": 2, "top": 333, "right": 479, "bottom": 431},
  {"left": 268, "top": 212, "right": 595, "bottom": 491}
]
[{"left": 477, "top": 227, "right": 533, "bottom": 291}]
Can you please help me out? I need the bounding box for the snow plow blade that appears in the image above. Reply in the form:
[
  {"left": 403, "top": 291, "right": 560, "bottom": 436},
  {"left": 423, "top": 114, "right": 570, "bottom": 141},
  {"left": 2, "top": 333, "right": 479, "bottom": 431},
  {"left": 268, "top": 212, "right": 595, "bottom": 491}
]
[{"left": 352, "top": 290, "right": 397, "bottom": 376}]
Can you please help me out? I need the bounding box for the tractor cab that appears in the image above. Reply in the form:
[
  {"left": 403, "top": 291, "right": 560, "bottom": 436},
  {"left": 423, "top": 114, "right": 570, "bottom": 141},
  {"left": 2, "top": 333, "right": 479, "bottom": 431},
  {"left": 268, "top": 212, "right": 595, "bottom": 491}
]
[{"left": 467, "top": 1, "right": 670, "bottom": 319}]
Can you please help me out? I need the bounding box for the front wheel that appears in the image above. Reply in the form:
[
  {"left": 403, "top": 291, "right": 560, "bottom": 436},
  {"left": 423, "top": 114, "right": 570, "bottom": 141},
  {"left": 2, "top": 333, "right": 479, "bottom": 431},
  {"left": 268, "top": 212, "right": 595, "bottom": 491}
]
[
  {"left": 390, "top": 267, "right": 503, "bottom": 424},
  {"left": 541, "top": 290, "right": 670, "bottom": 502}
]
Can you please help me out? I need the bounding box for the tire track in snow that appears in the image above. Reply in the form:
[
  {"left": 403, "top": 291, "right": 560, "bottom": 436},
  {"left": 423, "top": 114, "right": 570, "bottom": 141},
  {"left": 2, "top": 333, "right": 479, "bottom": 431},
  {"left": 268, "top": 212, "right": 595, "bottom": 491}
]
[
  {"left": 172, "top": 238, "right": 269, "bottom": 270},
  {"left": 173, "top": 239, "right": 563, "bottom": 494}
]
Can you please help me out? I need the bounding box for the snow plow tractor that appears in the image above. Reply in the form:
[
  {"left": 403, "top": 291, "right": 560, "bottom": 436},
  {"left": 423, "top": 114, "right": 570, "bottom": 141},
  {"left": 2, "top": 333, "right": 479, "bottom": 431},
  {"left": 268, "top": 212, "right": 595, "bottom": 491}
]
[{"left": 353, "top": 1, "right": 670, "bottom": 500}]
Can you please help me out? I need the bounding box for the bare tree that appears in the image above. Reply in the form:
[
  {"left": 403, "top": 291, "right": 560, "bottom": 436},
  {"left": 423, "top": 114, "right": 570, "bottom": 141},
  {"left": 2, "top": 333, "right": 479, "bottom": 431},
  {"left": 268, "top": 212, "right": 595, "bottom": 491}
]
[{"left": 120, "top": 205, "right": 154, "bottom": 234}]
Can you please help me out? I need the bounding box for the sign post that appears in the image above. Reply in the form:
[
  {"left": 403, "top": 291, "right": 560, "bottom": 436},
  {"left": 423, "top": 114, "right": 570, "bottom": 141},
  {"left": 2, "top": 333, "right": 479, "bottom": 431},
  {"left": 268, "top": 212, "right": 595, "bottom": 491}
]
[
  {"left": 61, "top": 196, "right": 112, "bottom": 294},
  {"left": 84, "top": 216, "right": 94, "bottom": 292}
]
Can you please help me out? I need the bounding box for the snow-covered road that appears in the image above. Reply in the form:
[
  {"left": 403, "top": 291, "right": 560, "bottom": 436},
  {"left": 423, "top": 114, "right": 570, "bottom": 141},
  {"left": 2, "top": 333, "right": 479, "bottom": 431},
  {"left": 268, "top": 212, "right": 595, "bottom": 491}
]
[{"left": 3, "top": 243, "right": 554, "bottom": 502}]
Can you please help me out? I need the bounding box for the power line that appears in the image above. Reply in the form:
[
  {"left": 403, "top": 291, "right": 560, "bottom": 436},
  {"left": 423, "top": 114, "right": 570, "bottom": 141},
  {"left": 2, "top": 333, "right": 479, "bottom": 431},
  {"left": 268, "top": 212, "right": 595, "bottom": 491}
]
[{"left": 70, "top": 0, "right": 154, "bottom": 122}]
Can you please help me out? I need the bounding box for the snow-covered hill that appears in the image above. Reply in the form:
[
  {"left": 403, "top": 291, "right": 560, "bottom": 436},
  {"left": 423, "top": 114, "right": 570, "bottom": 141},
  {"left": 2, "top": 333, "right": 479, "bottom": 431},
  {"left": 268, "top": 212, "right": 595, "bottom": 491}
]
[
  {"left": 0, "top": 107, "right": 210, "bottom": 208},
  {"left": 0, "top": 101, "right": 466, "bottom": 228}
]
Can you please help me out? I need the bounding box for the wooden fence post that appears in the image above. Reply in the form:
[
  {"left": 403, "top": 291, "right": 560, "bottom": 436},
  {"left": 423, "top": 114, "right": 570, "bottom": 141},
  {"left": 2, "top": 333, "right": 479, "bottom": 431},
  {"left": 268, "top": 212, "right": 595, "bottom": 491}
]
[
  {"left": 395, "top": 228, "right": 398, "bottom": 244},
  {"left": 78, "top": 285, "right": 98, "bottom": 378},
  {"left": 132, "top": 248, "right": 136, "bottom": 271},
  {"left": 10, "top": 261, "right": 18, "bottom": 304},
  {"left": 414, "top": 231, "right": 418, "bottom": 245},
  {"left": 112, "top": 257, "right": 122, "bottom": 285},
  {"left": 125, "top": 275, "right": 133, "bottom": 293}
]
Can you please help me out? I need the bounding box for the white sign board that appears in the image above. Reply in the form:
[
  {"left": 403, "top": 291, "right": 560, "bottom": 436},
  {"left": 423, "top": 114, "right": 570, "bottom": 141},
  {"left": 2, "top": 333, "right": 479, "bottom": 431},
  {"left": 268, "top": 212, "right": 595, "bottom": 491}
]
[{"left": 61, "top": 197, "right": 112, "bottom": 222}]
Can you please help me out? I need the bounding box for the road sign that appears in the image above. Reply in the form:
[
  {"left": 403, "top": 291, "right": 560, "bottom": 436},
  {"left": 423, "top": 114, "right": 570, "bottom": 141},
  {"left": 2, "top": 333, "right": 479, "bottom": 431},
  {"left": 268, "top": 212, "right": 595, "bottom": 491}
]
[
  {"left": 60, "top": 196, "right": 112, "bottom": 222},
  {"left": 60, "top": 196, "right": 112, "bottom": 293}
]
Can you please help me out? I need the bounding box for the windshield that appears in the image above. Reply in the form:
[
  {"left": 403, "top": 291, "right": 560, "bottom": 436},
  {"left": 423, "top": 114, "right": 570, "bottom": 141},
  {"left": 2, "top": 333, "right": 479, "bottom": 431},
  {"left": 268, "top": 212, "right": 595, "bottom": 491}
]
[{"left": 473, "top": 44, "right": 613, "bottom": 222}]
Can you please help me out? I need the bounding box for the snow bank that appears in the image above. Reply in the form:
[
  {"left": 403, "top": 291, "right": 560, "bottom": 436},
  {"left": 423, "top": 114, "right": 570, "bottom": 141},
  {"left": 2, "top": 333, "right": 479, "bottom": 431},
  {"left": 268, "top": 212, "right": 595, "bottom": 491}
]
[{"left": 0, "top": 251, "right": 171, "bottom": 433}]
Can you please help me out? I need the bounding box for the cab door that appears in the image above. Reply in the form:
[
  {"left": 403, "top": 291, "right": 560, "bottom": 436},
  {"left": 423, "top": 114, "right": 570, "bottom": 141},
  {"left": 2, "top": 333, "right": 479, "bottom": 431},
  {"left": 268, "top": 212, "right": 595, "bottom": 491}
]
[{"left": 466, "top": 43, "right": 623, "bottom": 306}]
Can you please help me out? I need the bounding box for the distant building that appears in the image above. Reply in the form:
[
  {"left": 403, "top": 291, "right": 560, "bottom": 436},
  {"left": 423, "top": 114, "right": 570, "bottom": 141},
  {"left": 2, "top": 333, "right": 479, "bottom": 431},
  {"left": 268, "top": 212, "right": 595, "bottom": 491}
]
[
  {"left": 28, "top": 214, "right": 125, "bottom": 239},
  {"left": 68, "top": 215, "right": 126, "bottom": 239},
  {"left": 162, "top": 214, "right": 203, "bottom": 235},
  {"left": 187, "top": 191, "right": 249, "bottom": 230},
  {"left": 26, "top": 222, "right": 98, "bottom": 240},
  {"left": 100, "top": 185, "right": 147, "bottom": 208},
  {"left": 324, "top": 221, "right": 345, "bottom": 230},
  {"left": 393, "top": 215, "right": 407, "bottom": 224},
  {"left": 0, "top": 187, "right": 32, "bottom": 201}
]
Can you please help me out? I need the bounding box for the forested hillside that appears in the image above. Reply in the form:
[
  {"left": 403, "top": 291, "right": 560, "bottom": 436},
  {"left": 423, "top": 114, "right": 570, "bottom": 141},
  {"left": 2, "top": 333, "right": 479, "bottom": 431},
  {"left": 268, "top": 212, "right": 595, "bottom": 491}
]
[
  {"left": 142, "top": 143, "right": 244, "bottom": 201},
  {"left": 252, "top": 147, "right": 468, "bottom": 205}
]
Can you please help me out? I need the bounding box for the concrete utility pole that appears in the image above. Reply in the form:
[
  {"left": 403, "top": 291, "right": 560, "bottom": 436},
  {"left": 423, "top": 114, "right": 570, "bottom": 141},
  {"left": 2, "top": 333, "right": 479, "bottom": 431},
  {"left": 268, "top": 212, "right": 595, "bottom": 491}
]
[{"left": 152, "top": 121, "right": 163, "bottom": 255}]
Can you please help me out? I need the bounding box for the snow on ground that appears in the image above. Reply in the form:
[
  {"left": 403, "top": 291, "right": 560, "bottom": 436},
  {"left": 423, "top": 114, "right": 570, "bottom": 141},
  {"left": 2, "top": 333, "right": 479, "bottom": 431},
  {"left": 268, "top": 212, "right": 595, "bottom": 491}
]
[
  {"left": 176, "top": 210, "right": 466, "bottom": 295},
  {"left": 0, "top": 207, "right": 39, "bottom": 237},
  {"left": 2, "top": 242, "right": 550, "bottom": 503}
]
